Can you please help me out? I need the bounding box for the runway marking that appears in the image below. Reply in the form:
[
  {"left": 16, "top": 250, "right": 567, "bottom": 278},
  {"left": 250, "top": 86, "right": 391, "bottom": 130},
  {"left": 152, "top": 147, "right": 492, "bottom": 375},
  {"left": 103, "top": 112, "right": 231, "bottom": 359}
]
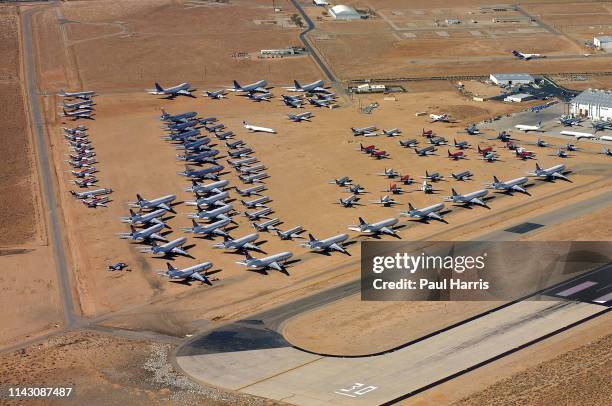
[{"left": 557, "top": 281, "right": 597, "bottom": 297}]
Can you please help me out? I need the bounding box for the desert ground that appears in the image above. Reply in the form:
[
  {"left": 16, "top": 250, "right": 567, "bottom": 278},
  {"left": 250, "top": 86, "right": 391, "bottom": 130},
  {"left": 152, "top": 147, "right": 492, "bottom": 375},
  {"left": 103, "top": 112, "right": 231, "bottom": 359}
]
[{"left": 2, "top": 0, "right": 611, "bottom": 404}]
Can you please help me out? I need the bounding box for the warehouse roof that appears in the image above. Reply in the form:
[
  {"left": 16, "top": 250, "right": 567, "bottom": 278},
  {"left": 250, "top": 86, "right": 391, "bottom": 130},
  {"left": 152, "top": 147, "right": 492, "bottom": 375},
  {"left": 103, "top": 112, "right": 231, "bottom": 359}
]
[
  {"left": 594, "top": 36, "right": 612, "bottom": 42},
  {"left": 571, "top": 89, "right": 612, "bottom": 106},
  {"left": 329, "top": 5, "right": 361, "bottom": 19},
  {"left": 490, "top": 73, "right": 534, "bottom": 81}
]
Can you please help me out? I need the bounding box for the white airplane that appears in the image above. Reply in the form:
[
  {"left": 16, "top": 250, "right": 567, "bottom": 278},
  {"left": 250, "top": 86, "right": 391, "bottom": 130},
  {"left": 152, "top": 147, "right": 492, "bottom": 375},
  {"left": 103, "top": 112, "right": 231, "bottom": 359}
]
[
  {"left": 485, "top": 176, "right": 529, "bottom": 194},
  {"left": 287, "top": 112, "right": 312, "bottom": 122},
  {"left": 185, "top": 179, "right": 229, "bottom": 194},
  {"left": 528, "top": 163, "right": 570, "bottom": 182},
  {"left": 370, "top": 195, "right": 399, "bottom": 207},
  {"left": 129, "top": 194, "right": 176, "bottom": 212},
  {"left": 243, "top": 121, "right": 276, "bottom": 133},
  {"left": 236, "top": 251, "right": 293, "bottom": 273},
  {"left": 213, "top": 233, "right": 259, "bottom": 251},
  {"left": 285, "top": 79, "right": 330, "bottom": 93},
  {"left": 252, "top": 218, "right": 281, "bottom": 232},
  {"left": 430, "top": 113, "right": 449, "bottom": 122},
  {"left": 116, "top": 223, "right": 167, "bottom": 242},
  {"left": 141, "top": 237, "right": 190, "bottom": 257},
  {"left": 400, "top": 202, "right": 445, "bottom": 222},
  {"left": 348, "top": 217, "right": 399, "bottom": 237},
  {"left": 62, "top": 108, "right": 94, "bottom": 119},
  {"left": 147, "top": 82, "right": 195, "bottom": 98},
  {"left": 120, "top": 208, "right": 167, "bottom": 226},
  {"left": 275, "top": 226, "right": 304, "bottom": 240},
  {"left": 512, "top": 50, "right": 543, "bottom": 60},
  {"left": 351, "top": 126, "right": 378, "bottom": 136},
  {"left": 514, "top": 121, "right": 544, "bottom": 132},
  {"left": 180, "top": 218, "right": 230, "bottom": 238},
  {"left": 159, "top": 262, "right": 213, "bottom": 285},
  {"left": 204, "top": 89, "right": 227, "bottom": 99},
  {"left": 240, "top": 196, "right": 270, "bottom": 208},
  {"left": 188, "top": 204, "right": 234, "bottom": 221},
  {"left": 301, "top": 233, "right": 349, "bottom": 254},
  {"left": 444, "top": 188, "right": 489, "bottom": 207},
  {"left": 229, "top": 80, "right": 268, "bottom": 93},
  {"left": 58, "top": 89, "right": 95, "bottom": 99},
  {"left": 383, "top": 128, "right": 402, "bottom": 137},
  {"left": 560, "top": 130, "right": 597, "bottom": 140}
]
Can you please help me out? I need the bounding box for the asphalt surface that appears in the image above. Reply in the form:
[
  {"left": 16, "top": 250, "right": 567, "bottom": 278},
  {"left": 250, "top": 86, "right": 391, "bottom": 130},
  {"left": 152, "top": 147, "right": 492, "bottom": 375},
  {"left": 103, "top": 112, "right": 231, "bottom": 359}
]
[{"left": 21, "top": 5, "right": 78, "bottom": 328}]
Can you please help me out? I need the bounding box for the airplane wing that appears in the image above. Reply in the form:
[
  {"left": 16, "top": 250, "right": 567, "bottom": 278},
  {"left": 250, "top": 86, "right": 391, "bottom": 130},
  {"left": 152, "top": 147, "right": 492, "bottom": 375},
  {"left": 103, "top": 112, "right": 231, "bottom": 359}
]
[
  {"left": 172, "top": 247, "right": 189, "bottom": 256},
  {"left": 427, "top": 212, "right": 443, "bottom": 221},
  {"left": 158, "top": 203, "right": 172, "bottom": 211},
  {"left": 191, "top": 272, "right": 212, "bottom": 285},
  {"left": 242, "top": 243, "right": 259, "bottom": 250},
  {"left": 150, "top": 233, "right": 168, "bottom": 242},
  {"left": 552, "top": 172, "right": 570, "bottom": 181},
  {"left": 268, "top": 262, "right": 284, "bottom": 272},
  {"left": 329, "top": 243, "right": 346, "bottom": 253},
  {"left": 470, "top": 198, "right": 486, "bottom": 206},
  {"left": 379, "top": 227, "right": 397, "bottom": 236}
]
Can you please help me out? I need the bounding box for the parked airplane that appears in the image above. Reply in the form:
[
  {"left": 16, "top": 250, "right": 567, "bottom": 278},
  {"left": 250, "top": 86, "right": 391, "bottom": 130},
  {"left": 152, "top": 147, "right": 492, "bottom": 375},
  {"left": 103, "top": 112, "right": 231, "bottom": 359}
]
[
  {"left": 515, "top": 148, "right": 536, "bottom": 160},
  {"left": 62, "top": 108, "right": 94, "bottom": 120},
  {"left": 464, "top": 124, "right": 480, "bottom": 135},
  {"left": 528, "top": 163, "right": 570, "bottom": 181},
  {"left": 178, "top": 165, "right": 224, "bottom": 180},
  {"left": 116, "top": 223, "right": 167, "bottom": 242},
  {"left": 247, "top": 92, "right": 273, "bottom": 102},
  {"left": 185, "top": 179, "right": 229, "bottom": 194},
  {"left": 188, "top": 204, "right": 234, "bottom": 221},
  {"left": 481, "top": 151, "right": 501, "bottom": 162},
  {"left": 159, "top": 262, "right": 213, "bottom": 285},
  {"left": 399, "top": 175, "right": 415, "bottom": 185},
  {"left": 204, "top": 89, "right": 227, "bottom": 99},
  {"left": 348, "top": 217, "right": 399, "bottom": 237},
  {"left": 400, "top": 202, "right": 445, "bottom": 222},
  {"left": 558, "top": 116, "right": 582, "bottom": 127},
  {"left": 160, "top": 109, "right": 197, "bottom": 123},
  {"left": 58, "top": 89, "right": 95, "bottom": 99},
  {"left": 415, "top": 145, "right": 436, "bottom": 156},
  {"left": 382, "top": 183, "right": 404, "bottom": 194},
  {"left": 63, "top": 99, "right": 94, "bottom": 110},
  {"left": 63, "top": 125, "right": 88, "bottom": 134},
  {"left": 451, "top": 170, "right": 473, "bottom": 181},
  {"left": 275, "top": 226, "right": 304, "bottom": 240},
  {"left": 514, "top": 121, "right": 543, "bottom": 132},
  {"left": 215, "top": 131, "right": 235, "bottom": 140},
  {"left": 512, "top": 50, "right": 543, "bottom": 60},
  {"left": 147, "top": 82, "right": 195, "bottom": 98},
  {"left": 181, "top": 218, "right": 230, "bottom": 238},
  {"left": 444, "top": 188, "right": 489, "bottom": 207},
  {"left": 477, "top": 145, "right": 494, "bottom": 155},
  {"left": 72, "top": 177, "right": 98, "bottom": 188},
  {"left": 281, "top": 95, "right": 303, "bottom": 108},
  {"left": 370, "top": 195, "right": 398, "bottom": 207},
  {"left": 288, "top": 112, "right": 312, "bottom": 122},
  {"left": 346, "top": 184, "right": 366, "bottom": 194},
  {"left": 378, "top": 168, "right": 399, "bottom": 178},
  {"left": 226, "top": 139, "right": 246, "bottom": 149},
  {"left": 82, "top": 196, "right": 110, "bottom": 208},
  {"left": 399, "top": 139, "right": 419, "bottom": 148},
  {"left": 560, "top": 130, "right": 597, "bottom": 140},
  {"left": 302, "top": 233, "right": 349, "bottom": 254},
  {"left": 592, "top": 121, "right": 612, "bottom": 132},
  {"left": 70, "top": 167, "right": 96, "bottom": 178},
  {"left": 421, "top": 170, "right": 444, "bottom": 182},
  {"left": 235, "top": 184, "right": 266, "bottom": 196},
  {"left": 213, "top": 233, "right": 259, "bottom": 251},
  {"left": 447, "top": 150, "right": 466, "bottom": 160},
  {"left": 336, "top": 194, "right": 360, "bottom": 208},
  {"left": 236, "top": 251, "right": 293, "bottom": 273},
  {"left": 286, "top": 79, "right": 330, "bottom": 93},
  {"left": 185, "top": 191, "right": 229, "bottom": 208},
  {"left": 121, "top": 208, "right": 167, "bottom": 226},
  {"left": 308, "top": 97, "right": 334, "bottom": 108},
  {"left": 453, "top": 139, "right": 470, "bottom": 149},
  {"left": 228, "top": 147, "right": 254, "bottom": 158},
  {"left": 244, "top": 207, "right": 273, "bottom": 221},
  {"left": 383, "top": 128, "right": 402, "bottom": 137},
  {"left": 429, "top": 136, "right": 447, "bottom": 146},
  {"left": 129, "top": 194, "right": 176, "bottom": 212},
  {"left": 240, "top": 172, "right": 269, "bottom": 184},
  {"left": 601, "top": 147, "right": 612, "bottom": 156},
  {"left": 549, "top": 148, "right": 569, "bottom": 158},
  {"left": 228, "top": 79, "right": 268, "bottom": 93},
  {"left": 566, "top": 143, "right": 578, "bottom": 151},
  {"left": 242, "top": 121, "right": 276, "bottom": 133},
  {"left": 358, "top": 143, "right": 377, "bottom": 154},
  {"left": 228, "top": 156, "right": 257, "bottom": 167},
  {"left": 141, "top": 237, "right": 190, "bottom": 257},
  {"left": 330, "top": 176, "right": 352, "bottom": 186},
  {"left": 178, "top": 151, "right": 219, "bottom": 165},
  {"left": 430, "top": 113, "right": 450, "bottom": 122},
  {"left": 241, "top": 196, "right": 270, "bottom": 209},
  {"left": 70, "top": 187, "right": 112, "bottom": 199},
  {"left": 252, "top": 218, "right": 281, "bottom": 232},
  {"left": 237, "top": 164, "right": 266, "bottom": 175},
  {"left": 351, "top": 126, "right": 378, "bottom": 136},
  {"left": 422, "top": 128, "right": 434, "bottom": 138},
  {"left": 485, "top": 176, "right": 529, "bottom": 194},
  {"left": 535, "top": 138, "right": 551, "bottom": 147},
  {"left": 418, "top": 180, "right": 434, "bottom": 194}
]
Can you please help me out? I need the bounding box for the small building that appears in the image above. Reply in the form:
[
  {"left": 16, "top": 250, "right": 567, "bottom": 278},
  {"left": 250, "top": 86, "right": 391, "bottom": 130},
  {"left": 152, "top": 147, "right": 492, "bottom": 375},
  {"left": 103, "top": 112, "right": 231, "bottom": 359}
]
[
  {"left": 260, "top": 46, "right": 304, "bottom": 56},
  {"left": 355, "top": 83, "right": 386, "bottom": 93},
  {"left": 570, "top": 89, "right": 612, "bottom": 121},
  {"left": 594, "top": 36, "right": 612, "bottom": 51},
  {"left": 490, "top": 73, "right": 535, "bottom": 86},
  {"left": 329, "top": 5, "right": 361, "bottom": 20},
  {"left": 504, "top": 93, "right": 534, "bottom": 103}
]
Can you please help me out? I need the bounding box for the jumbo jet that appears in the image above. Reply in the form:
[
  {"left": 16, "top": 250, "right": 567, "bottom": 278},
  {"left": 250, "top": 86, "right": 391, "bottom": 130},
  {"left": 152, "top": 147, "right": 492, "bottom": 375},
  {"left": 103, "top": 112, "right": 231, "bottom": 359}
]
[
  {"left": 400, "top": 202, "right": 445, "bottom": 222},
  {"left": 229, "top": 80, "right": 268, "bottom": 93},
  {"left": 285, "top": 79, "right": 330, "bottom": 93},
  {"left": 528, "top": 163, "right": 571, "bottom": 181},
  {"left": 147, "top": 82, "right": 195, "bottom": 98},
  {"left": 58, "top": 89, "right": 96, "bottom": 99},
  {"left": 129, "top": 194, "right": 176, "bottom": 212},
  {"left": 514, "top": 121, "right": 544, "bottom": 132},
  {"left": 485, "top": 176, "right": 529, "bottom": 194},
  {"left": 121, "top": 208, "right": 167, "bottom": 226},
  {"left": 348, "top": 217, "right": 399, "bottom": 237},
  {"left": 444, "top": 188, "right": 489, "bottom": 207},
  {"left": 512, "top": 50, "right": 543, "bottom": 60},
  {"left": 141, "top": 237, "right": 190, "bottom": 257},
  {"left": 236, "top": 251, "right": 294, "bottom": 273},
  {"left": 301, "top": 233, "right": 349, "bottom": 255},
  {"left": 213, "top": 233, "right": 259, "bottom": 251},
  {"left": 187, "top": 204, "right": 234, "bottom": 221},
  {"left": 185, "top": 179, "right": 228, "bottom": 194},
  {"left": 287, "top": 112, "right": 312, "bottom": 122},
  {"left": 243, "top": 121, "right": 276, "bottom": 133},
  {"left": 204, "top": 89, "right": 227, "bottom": 99},
  {"left": 181, "top": 218, "right": 230, "bottom": 238},
  {"left": 116, "top": 224, "right": 167, "bottom": 242},
  {"left": 159, "top": 262, "right": 213, "bottom": 285},
  {"left": 351, "top": 126, "right": 378, "bottom": 136}
]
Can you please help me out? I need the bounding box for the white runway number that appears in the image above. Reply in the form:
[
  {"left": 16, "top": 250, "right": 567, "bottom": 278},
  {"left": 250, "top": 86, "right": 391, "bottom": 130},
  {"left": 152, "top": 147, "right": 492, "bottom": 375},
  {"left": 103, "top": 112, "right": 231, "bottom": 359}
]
[{"left": 334, "top": 383, "right": 378, "bottom": 398}]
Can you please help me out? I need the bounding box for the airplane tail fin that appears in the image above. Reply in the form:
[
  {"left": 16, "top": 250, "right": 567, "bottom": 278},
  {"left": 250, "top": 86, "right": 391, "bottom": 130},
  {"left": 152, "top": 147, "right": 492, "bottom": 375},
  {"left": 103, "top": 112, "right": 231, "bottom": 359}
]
[
  {"left": 192, "top": 219, "right": 198, "bottom": 228},
  {"left": 130, "top": 225, "right": 136, "bottom": 234},
  {"left": 294, "top": 80, "right": 301, "bottom": 90},
  {"left": 166, "top": 262, "right": 176, "bottom": 272},
  {"left": 308, "top": 233, "right": 316, "bottom": 242},
  {"left": 537, "top": 121, "right": 542, "bottom": 127},
  {"left": 358, "top": 217, "right": 367, "bottom": 226},
  {"left": 408, "top": 202, "right": 415, "bottom": 211},
  {"left": 223, "top": 234, "right": 230, "bottom": 242},
  {"left": 136, "top": 193, "right": 143, "bottom": 202},
  {"left": 493, "top": 175, "right": 500, "bottom": 183},
  {"left": 244, "top": 251, "right": 254, "bottom": 260},
  {"left": 155, "top": 82, "right": 164, "bottom": 92},
  {"left": 233, "top": 80, "right": 241, "bottom": 90},
  {"left": 451, "top": 188, "right": 458, "bottom": 196},
  {"left": 535, "top": 162, "right": 541, "bottom": 171},
  {"left": 448, "top": 150, "right": 451, "bottom": 156},
  {"left": 59, "top": 89, "right": 65, "bottom": 95},
  {"left": 129, "top": 208, "right": 135, "bottom": 216}
]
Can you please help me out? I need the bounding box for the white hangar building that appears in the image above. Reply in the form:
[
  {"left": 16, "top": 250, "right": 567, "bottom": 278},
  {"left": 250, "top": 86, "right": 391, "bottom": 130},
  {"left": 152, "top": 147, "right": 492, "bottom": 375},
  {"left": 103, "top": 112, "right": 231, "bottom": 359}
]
[
  {"left": 570, "top": 89, "right": 612, "bottom": 121},
  {"left": 329, "top": 5, "right": 361, "bottom": 20},
  {"left": 489, "top": 73, "right": 535, "bottom": 86}
]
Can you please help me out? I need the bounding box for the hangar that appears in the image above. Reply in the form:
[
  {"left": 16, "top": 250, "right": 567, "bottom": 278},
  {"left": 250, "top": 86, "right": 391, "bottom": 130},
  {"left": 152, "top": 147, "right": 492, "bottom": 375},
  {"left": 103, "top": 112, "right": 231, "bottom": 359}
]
[
  {"left": 329, "top": 5, "right": 361, "bottom": 20},
  {"left": 570, "top": 89, "right": 612, "bottom": 121},
  {"left": 490, "top": 73, "right": 535, "bottom": 86},
  {"left": 594, "top": 36, "right": 612, "bottom": 51}
]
